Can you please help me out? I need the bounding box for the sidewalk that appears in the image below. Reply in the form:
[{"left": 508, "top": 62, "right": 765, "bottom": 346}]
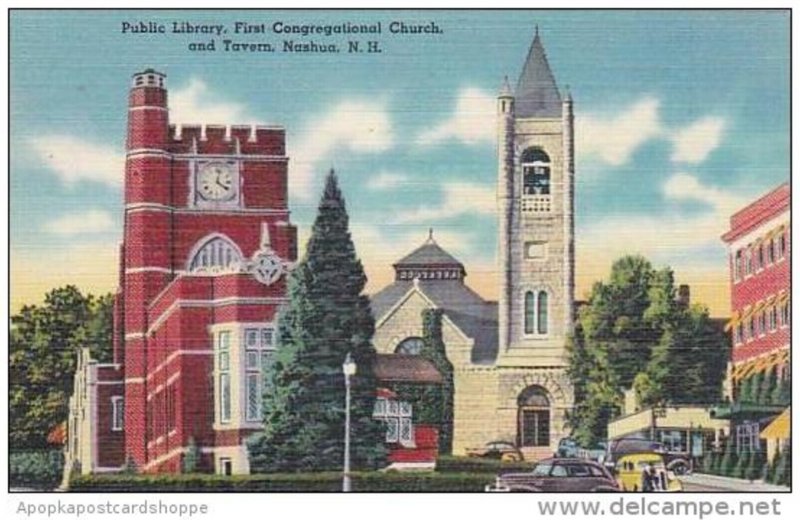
[{"left": 681, "top": 473, "right": 790, "bottom": 492}]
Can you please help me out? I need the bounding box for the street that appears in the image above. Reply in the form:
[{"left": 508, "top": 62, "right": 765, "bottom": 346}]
[{"left": 679, "top": 474, "right": 789, "bottom": 492}]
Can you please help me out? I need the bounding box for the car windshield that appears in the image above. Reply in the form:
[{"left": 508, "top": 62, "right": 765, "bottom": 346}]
[{"left": 531, "top": 463, "right": 552, "bottom": 476}]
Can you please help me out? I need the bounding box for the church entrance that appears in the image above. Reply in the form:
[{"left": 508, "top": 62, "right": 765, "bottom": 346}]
[{"left": 517, "top": 386, "right": 550, "bottom": 448}]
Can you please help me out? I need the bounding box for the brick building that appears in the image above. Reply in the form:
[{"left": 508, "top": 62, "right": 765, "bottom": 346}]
[
  {"left": 67, "top": 69, "right": 298, "bottom": 475},
  {"left": 719, "top": 183, "right": 790, "bottom": 459}
]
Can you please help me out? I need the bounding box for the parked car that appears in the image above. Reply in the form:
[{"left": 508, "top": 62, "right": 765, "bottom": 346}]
[
  {"left": 466, "top": 440, "right": 524, "bottom": 462},
  {"left": 615, "top": 453, "right": 683, "bottom": 492},
  {"left": 556, "top": 437, "right": 607, "bottom": 462},
  {"left": 606, "top": 438, "right": 690, "bottom": 476},
  {"left": 486, "top": 458, "right": 620, "bottom": 492}
]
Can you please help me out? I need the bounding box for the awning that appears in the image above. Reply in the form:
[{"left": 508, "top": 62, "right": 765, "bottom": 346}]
[
  {"left": 760, "top": 407, "right": 790, "bottom": 440},
  {"left": 732, "top": 349, "right": 789, "bottom": 382}
]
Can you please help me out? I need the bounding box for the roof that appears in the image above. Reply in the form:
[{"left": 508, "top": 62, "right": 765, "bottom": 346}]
[
  {"left": 515, "top": 29, "right": 562, "bottom": 118},
  {"left": 373, "top": 354, "right": 443, "bottom": 384},
  {"left": 722, "top": 182, "right": 789, "bottom": 243},
  {"left": 371, "top": 280, "right": 499, "bottom": 365},
  {"left": 760, "top": 407, "right": 790, "bottom": 440},
  {"left": 393, "top": 234, "right": 464, "bottom": 269}
]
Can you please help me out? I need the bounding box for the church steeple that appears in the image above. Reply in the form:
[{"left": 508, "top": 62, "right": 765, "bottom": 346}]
[{"left": 515, "top": 28, "right": 562, "bottom": 118}]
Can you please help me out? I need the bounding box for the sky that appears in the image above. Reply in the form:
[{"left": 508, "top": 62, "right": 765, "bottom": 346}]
[{"left": 9, "top": 9, "right": 790, "bottom": 316}]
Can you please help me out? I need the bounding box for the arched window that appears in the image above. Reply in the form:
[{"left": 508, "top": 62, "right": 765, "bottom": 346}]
[
  {"left": 396, "top": 337, "right": 424, "bottom": 356},
  {"left": 188, "top": 235, "right": 243, "bottom": 272},
  {"left": 537, "top": 291, "right": 549, "bottom": 335},
  {"left": 524, "top": 291, "right": 536, "bottom": 334},
  {"left": 517, "top": 386, "right": 550, "bottom": 447},
  {"left": 521, "top": 147, "right": 551, "bottom": 196}
]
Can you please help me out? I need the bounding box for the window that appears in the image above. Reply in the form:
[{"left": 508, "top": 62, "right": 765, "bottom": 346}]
[
  {"left": 757, "top": 244, "right": 764, "bottom": 270},
  {"left": 518, "top": 386, "right": 550, "bottom": 447},
  {"left": 758, "top": 312, "right": 766, "bottom": 336},
  {"left": 217, "top": 331, "right": 232, "bottom": 424},
  {"left": 521, "top": 147, "right": 551, "bottom": 196},
  {"left": 188, "top": 235, "right": 243, "bottom": 272},
  {"left": 395, "top": 337, "right": 424, "bottom": 356},
  {"left": 219, "top": 458, "right": 233, "bottom": 476},
  {"left": 537, "top": 291, "right": 549, "bottom": 335},
  {"left": 734, "top": 250, "right": 743, "bottom": 281},
  {"left": 111, "top": 396, "right": 124, "bottom": 432},
  {"left": 524, "top": 291, "right": 536, "bottom": 334},
  {"left": 767, "top": 240, "right": 775, "bottom": 264},
  {"left": 781, "top": 302, "right": 790, "bottom": 328},
  {"left": 748, "top": 318, "right": 756, "bottom": 340},
  {"left": 777, "top": 232, "right": 786, "bottom": 259},
  {"left": 373, "top": 397, "right": 413, "bottom": 445},
  {"left": 245, "top": 326, "right": 276, "bottom": 422},
  {"left": 736, "top": 422, "right": 760, "bottom": 454},
  {"left": 745, "top": 250, "right": 753, "bottom": 275},
  {"left": 769, "top": 306, "right": 778, "bottom": 332},
  {"left": 525, "top": 241, "right": 547, "bottom": 260}
]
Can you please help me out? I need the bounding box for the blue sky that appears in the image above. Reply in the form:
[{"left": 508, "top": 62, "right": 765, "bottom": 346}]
[{"left": 10, "top": 10, "right": 790, "bottom": 314}]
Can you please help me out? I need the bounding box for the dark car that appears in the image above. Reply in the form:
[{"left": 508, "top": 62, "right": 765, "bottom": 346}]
[
  {"left": 466, "top": 440, "right": 524, "bottom": 461},
  {"left": 488, "top": 458, "right": 620, "bottom": 492}
]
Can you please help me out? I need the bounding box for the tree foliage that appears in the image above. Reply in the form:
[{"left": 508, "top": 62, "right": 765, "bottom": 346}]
[
  {"left": 248, "top": 171, "right": 386, "bottom": 472},
  {"left": 566, "top": 256, "right": 729, "bottom": 445},
  {"left": 10, "top": 286, "right": 114, "bottom": 449}
]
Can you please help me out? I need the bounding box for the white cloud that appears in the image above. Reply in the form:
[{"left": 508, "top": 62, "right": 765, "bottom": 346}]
[
  {"left": 169, "top": 78, "right": 263, "bottom": 126},
  {"left": 392, "top": 181, "right": 495, "bottom": 224},
  {"left": 367, "top": 171, "right": 410, "bottom": 191},
  {"left": 416, "top": 88, "right": 495, "bottom": 146},
  {"left": 290, "top": 100, "right": 394, "bottom": 200},
  {"left": 670, "top": 116, "right": 726, "bottom": 164},
  {"left": 577, "top": 97, "right": 663, "bottom": 166},
  {"left": 663, "top": 172, "right": 743, "bottom": 214},
  {"left": 43, "top": 210, "right": 115, "bottom": 236},
  {"left": 29, "top": 135, "right": 124, "bottom": 187}
]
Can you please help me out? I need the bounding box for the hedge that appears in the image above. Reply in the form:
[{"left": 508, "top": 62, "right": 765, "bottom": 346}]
[
  {"left": 435, "top": 456, "right": 534, "bottom": 474},
  {"left": 69, "top": 471, "right": 495, "bottom": 492},
  {"left": 10, "top": 450, "right": 64, "bottom": 490}
]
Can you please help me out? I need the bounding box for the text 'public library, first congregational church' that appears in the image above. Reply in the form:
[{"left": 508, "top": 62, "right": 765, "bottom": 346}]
[{"left": 66, "top": 28, "right": 577, "bottom": 474}]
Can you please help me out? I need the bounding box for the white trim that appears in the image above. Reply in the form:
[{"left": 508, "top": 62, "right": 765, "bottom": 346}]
[
  {"left": 111, "top": 396, "right": 124, "bottom": 431},
  {"left": 128, "top": 105, "right": 168, "bottom": 112},
  {"left": 124, "top": 377, "right": 145, "bottom": 384},
  {"left": 145, "top": 350, "right": 213, "bottom": 382},
  {"left": 148, "top": 296, "right": 287, "bottom": 335},
  {"left": 125, "top": 266, "right": 176, "bottom": 275},
  {"left": 127, "top": 148, "right": 171, "bottom": 158},
  {"left": 125, "top": 332, "right": 145, "bottom": 340},
  {"left": 384, "top": 461, "right": 436, "bottom": 471},
  {"left": 96, "top": 380, "right": 124, "bottom": 386},
  {"left": 93, "top": 466, "right": 125, "bottom": 473},
  {"left": 125, "top": 201, "right": 290, "bottom": 215}
]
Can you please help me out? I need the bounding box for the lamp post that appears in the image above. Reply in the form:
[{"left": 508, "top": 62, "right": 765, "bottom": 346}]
[{"left": 342, "top": 352, "right": 357, "bottom": 492}]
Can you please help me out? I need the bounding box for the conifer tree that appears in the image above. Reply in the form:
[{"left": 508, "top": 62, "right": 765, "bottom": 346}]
[
  {"left": 733, "top": 445, "right": 749, "bottom": 479},
  {"left": 759, "top": 367, "right": 776, "bottom": 405},
  {"left": 420, "top": 309, "right": 454, "bottom": 455},
  {"left": 719, "top": 437, "right": 736, "bottom": 477},
  {"left": 248, "top": 170, "right": 386, "bottom": 472}
]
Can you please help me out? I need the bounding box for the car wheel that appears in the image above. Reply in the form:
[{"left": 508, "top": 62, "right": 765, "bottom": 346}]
[{"left": 670, "top": 461, "right": 689, "bottom": 475}]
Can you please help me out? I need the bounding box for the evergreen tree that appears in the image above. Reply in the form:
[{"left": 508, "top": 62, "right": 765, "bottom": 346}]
[
  {"left": 771, "top": 370, "right": 791, "bottom": 406},
  {"left": 738, "top": 376, "right": 754, "bottom": 404},
  {"left": 766, "top": 445, "right": 780, "bottom": 484},
  {"left": 248, "top": 170, "right": 386, "bottom": 472},
  {"left": 759, "top": 367, "right": 776, "bottom": 405},
  {"left": 733, "top": 445, "right": 749, "bottom": 480},
  {"left": 420, "top": 309, "right": 454, "bottom": 455},
  {"left": 746, "top": 448, "right": 765, "bottom": 481},
  {"left": 747, "top": 372, "right": 764, "bottom": 405},
  {"left": 719, "top": 437, "right": 736, "bottom": 477},
  {"left": 774, "top": 443, "right": 791, "bottom": 486},
  {"left": 701, "top": 450, "right": 716, "bottom": 475}
]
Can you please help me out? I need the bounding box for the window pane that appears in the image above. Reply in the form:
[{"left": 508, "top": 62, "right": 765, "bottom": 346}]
[
  {"left": 245, "top": 329, "right": 259, "bottom": 348},
  {"left": 524, "top": 291, "right": 535, "bottom": 334},
  {"left": 246, "top": 351, "right": 258, "bottom": 370},
  {"left": 261, "top": 328, "right": 274, "bottom": 347},
  {"left": 386, "top": 418, "right": 399, "bottom": 443},
  {"left": 399, "top": 401, "right": 412, "bottom": 417},
  {"left": 261, "top": 350, "right": 275, "bottom": 372},
  {"left": 373, "top": 398, "right": 386, "bottom": 417},
  {"left": 388, "top": 400, "right": 399, "bottom": 416},
  {"left": 537, "top": 291, "right": 548, "bottom": 334},
  {"left": 219, "top": 351, "right": 229, "bottom": 371},
  {"left": 218, "top": 331, "right": 230, "bottom": 351},
  {"left": 220, "top": 374, "right": 231, "bottom": 423},
  {"left": 246, "top": 374, "right": 261, "bottom": 421},
  {"left": 400, "top": 418, "right": 413, "bottom": 443}
]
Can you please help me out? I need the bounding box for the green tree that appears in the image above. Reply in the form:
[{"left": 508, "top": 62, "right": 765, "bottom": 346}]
[
  {"left": 10, "top": 287, "right": 114, "bottom": 450},
  {"left": 701, "top": 450, "right": 716, "bottom": 475},
  {"left": 719, "top": 437, "right": 737, "bottom": 477},
  {"left": 746, "top": 448, "right": 765, "bottom": 481},
  {"left": 765, "top": 445, "right": 780, "bottom": 483},
  {"left": 248, "top": 170, "right": 386, "bottom": 472},
  {"left": 420, "top": 309, "right": 454, "bottom": 454},
  {"left": 733, "top": 445, "right": 749, "bottom": 480},
  {"left": 746, "top": 372, "right": 764, "bottom": 405},
  {"left": 771, "top": 370, "right": 791, "bottom": 406},
  {"left": 774, "top": 443, "right": 791, "bottom": 486},
  {"left": 566, "top": 256, "right": 728, "bottom": 443}
]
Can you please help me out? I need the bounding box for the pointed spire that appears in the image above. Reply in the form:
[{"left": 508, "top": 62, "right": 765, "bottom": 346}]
[
  {"left": 427, "top": 227, "right": 435, "bottom": 243},
  {"left": 499, "top": 75, "right": 513, "bottom": 97},
  {"left": 516, "top": 27, "right": 562, "bottom": 118}
]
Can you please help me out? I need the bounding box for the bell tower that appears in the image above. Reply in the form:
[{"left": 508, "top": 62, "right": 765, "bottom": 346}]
[{"left": 497, "top": 28, "right": 575, "bottom": 367}]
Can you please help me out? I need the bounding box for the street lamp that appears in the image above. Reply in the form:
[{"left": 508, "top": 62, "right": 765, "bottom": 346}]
[{"left": 342, "top": 352, "right": 357, "bottom": 492}]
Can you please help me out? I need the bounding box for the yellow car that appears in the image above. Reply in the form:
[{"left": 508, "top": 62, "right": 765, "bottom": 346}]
[{"left": 615, "top": 453, "right": 683, "bottom": 492}]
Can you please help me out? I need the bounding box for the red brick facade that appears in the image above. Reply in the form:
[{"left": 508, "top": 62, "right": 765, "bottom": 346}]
[{"left": 116, "top": 70, "right": 296, "bottom": 473}]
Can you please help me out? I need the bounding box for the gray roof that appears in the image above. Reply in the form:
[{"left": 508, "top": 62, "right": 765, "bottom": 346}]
[
  {"left": 370, "top": 280, "right": 498, "bottom": 365},
  {"left": 393, "top": 239, "right": 464, "bottom": 268},
  {"left": 516, "top": 30, "right": 562, "bottom": 118}
]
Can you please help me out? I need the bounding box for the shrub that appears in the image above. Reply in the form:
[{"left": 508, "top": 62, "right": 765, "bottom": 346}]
[
  {"left": 745, "top": 449, "right": 764, "bottom": 482},
  {"left": 10, "top": 450, "right": 64, "bottom": 489},
  {"left": 732, "top": 446, "right": 749, "bottom": 480},
  {"left": 773, "top": 444, "right": 791, "bottom": 486},
  {"left": 701, "top": 451, "right": 716, "bottom": 475},
  {"left": 718, "top": 439, "right": 736, "bottom": 477},
  {"left": 766, "top": 445, "right": 780, "bottom": 484},
  {"left": 69, "top": 471, "right": 495, "bottom": 492},
  {"left": 435, "top": 456, "right": 534, "bottom": 474}
]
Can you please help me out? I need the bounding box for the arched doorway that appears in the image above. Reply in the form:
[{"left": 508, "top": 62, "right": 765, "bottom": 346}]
[{"left": 517, "top": 385, "right": 550, "bottom": 448}]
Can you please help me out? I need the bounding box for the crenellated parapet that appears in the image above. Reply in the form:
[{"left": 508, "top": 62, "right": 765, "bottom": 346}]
[{"left": 168, "top": 124, "right": 286, "bottom": 156}]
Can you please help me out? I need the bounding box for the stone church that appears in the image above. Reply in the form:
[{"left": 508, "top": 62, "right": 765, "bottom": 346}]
[{"left": 371, "top": 29, "right": 576, "bottom": 460}]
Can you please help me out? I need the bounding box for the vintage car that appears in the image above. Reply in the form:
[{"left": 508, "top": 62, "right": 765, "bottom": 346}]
[
  {"left": 466, "top": 440, "right": 525, "bottom": 462},
  {"left": 615, "top": 453, "right": 683, "bottom": 492},
  {"left": 606, "top": 438, "right": 691, "bottom": 476},
  {"left": 486, "top": 457, "right": 620, "bottom": 492}
]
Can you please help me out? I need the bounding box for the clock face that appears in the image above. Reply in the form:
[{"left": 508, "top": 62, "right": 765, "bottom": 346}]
[{"left": 197, "top": 162, "right": 237, "bottom": 201}]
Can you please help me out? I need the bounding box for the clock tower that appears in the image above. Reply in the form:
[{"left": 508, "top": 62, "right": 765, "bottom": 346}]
[{"left": 118, "top": 69, "right": 297, "bottom": 474}]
